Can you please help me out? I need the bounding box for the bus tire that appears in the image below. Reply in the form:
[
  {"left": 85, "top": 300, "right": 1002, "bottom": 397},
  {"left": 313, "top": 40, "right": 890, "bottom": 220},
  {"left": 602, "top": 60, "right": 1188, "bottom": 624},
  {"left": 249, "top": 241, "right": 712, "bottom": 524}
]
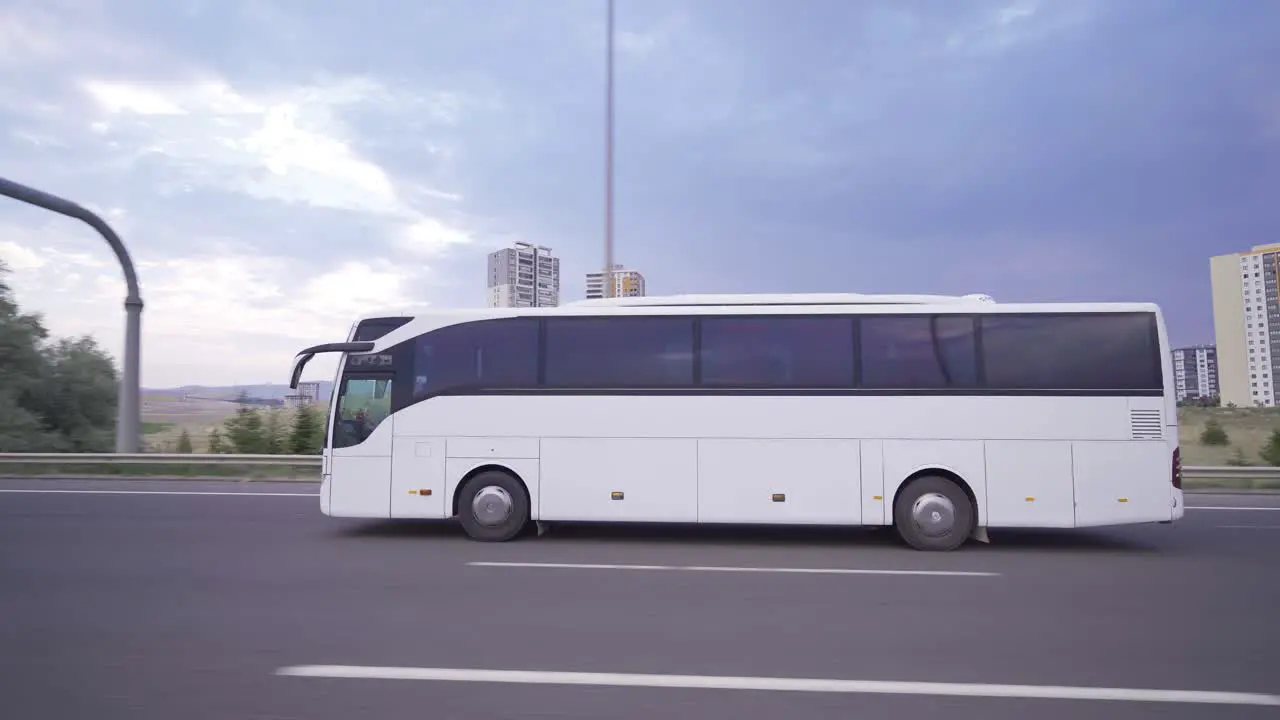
[
  {"left": 457, "top": 470, "right": 529, "bottom": 542},
  {"left": 893, "top": 474, "right": 974, "bottom": 552}
]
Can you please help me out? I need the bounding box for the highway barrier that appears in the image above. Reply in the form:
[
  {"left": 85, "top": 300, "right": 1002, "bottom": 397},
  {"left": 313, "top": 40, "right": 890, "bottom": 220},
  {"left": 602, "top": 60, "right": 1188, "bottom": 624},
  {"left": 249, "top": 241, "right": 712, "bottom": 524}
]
[
  {"left": 0, "top": 453, "right": 1278, "bottom": 489},
  {"left": 0, "top": 453, "right": 321, "bottom": 480},
  {"left": 1177, "top": 465, "right": 1280, "bottom": 489}
]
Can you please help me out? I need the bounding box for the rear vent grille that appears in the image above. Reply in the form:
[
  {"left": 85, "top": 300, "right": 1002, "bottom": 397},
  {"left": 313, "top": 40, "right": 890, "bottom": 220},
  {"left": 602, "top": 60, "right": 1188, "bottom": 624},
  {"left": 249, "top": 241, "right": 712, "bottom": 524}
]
[{"left": 1129, "top": 409, "right": 1163, "bottom": 440}]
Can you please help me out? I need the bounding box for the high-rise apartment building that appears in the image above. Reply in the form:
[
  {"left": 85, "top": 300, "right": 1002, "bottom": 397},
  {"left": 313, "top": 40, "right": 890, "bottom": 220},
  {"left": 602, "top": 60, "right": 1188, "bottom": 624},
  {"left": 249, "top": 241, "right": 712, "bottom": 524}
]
[
  {"left": 487, "top": 241, "right": 560, "bottom": 308},
  {"left": 1210, "top": 242, "right": 1280, "bottom": 406},
  {"left": 283, "top": 380, "right": 324, "bottom": 408},
  {"left": 586, "top": 265, "right": 646, "bottom": 300},
  {"left": 1172, "top": 345, "right": 1219, "bottom": 402}
]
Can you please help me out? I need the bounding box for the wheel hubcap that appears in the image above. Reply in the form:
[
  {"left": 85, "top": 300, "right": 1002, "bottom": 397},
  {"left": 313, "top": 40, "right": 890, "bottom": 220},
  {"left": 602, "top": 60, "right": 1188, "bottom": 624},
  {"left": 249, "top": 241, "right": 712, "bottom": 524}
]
[
  {"left": 911, "top": 492, "right": 956, "bottom": 537},
  {"left": 471, "top": 486, "right": 513, "bottom": 527}
]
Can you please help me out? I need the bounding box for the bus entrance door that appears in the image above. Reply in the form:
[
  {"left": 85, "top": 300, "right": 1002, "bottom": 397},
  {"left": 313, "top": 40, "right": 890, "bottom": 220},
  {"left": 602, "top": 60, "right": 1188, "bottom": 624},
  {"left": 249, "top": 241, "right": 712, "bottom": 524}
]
[{"left": 327, "top": 376, "right": 394, "bottom": 517}]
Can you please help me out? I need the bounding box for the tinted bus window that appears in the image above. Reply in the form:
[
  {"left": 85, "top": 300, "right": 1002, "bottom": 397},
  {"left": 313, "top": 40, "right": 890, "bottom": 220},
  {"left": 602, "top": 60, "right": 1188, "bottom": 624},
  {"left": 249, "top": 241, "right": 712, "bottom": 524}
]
[
  {"left": 860, "top": 315, "right": 978, "bottom": 389},
  {"left": 980, "top": 313, "right": 1161, "bottom": 391},
  {"left": 412, "top": 317, "right": 539, "bottom": 399},
  {"left": 545, "top": 316, "right": 694, "bottom": 387},
  {"left": 354, "top": 317, "right": 412, "bottom": 341},
  {"left": 700, "top": 316, "right": 854, "bottom": 387},
  {"left": 332, "top": 376, "right": 394, "bottom": 449},
  {"left": 345, "top": 317, "right": 413, "bottom": 373}
]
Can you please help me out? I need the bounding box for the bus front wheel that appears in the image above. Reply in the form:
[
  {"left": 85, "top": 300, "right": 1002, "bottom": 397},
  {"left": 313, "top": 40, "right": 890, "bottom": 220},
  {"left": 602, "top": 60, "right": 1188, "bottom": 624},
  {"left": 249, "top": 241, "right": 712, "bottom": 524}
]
[
  {"left": 457, "top": 470, "right": 530, "bottom": 542},
  {"left": 892, "top": 475, "right": 975, "bottom": 552}
]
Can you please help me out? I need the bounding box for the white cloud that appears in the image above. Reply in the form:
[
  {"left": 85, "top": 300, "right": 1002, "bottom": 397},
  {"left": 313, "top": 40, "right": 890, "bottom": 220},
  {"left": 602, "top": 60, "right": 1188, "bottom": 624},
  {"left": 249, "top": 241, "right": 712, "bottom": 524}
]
[
  {"left": 943, "top": 0, "right": 1098, "bottom": 56},
  {"left": 616, "top": 31, "right": 658, "bottom": 56},
  {"left": 10, "top": 129, "right": 68, "bottom": 148},
  {"left": 996, "top": 0, "right": 1040, "bottom": 27},
  {"left": 0, "top": 219, "right": 116, "bottom": 272},
  {"left": 1, "top": 237, "right": 428, "bottom": 387},
  {"left": 397, "top": 217, "right": 472, "bottom": 256},
  {"left": 0, "top": 4, "right": 146, "bottom": 70},
  {"left": 0, "top": 70, "right": 486, "bottom": 387},
  {"left": 83, "top": 80, "right": 193, "bottom": 116},
  {"left": 0, "top": 6, "right": 556, "bottom": 389},
  {"left": 0, "top": 240, "right": 47, "bottom": 271},
  {"left": 80, "top": 76, "right": 462, "bottom": 224}
]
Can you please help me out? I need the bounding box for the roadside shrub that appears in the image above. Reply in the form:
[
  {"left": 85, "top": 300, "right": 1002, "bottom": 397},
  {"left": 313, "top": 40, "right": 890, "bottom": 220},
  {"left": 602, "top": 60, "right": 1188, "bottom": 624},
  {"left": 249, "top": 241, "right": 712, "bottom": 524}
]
[
  {"left": 1260, "top": 429, "right": 1280, "bottom": 467},
  {"left": 1199, "top": 419, "right": 1229, "bottom": 446},
  {"left": 1226, "top": 447, "right": 1250, "bottom": 467}
]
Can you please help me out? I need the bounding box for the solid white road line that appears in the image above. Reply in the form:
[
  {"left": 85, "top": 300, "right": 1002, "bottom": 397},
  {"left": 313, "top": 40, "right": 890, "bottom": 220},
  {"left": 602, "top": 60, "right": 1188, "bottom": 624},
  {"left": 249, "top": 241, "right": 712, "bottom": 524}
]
[
  {"left": 1188, "top": 506, "right": 1280, "bottom": 512},
  {"left": 467, "top": 561, "right": 998, "bottom": 577},
  {"left": 0, "top": 489, "right": 317, "bottom": 497},
  {"left": 274, "top": 665, "right": 1280, "bottom": 706}
]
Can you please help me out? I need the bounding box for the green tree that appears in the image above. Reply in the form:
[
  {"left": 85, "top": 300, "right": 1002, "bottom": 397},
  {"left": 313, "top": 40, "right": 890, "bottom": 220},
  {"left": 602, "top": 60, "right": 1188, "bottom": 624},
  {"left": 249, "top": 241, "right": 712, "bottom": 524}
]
[
  {"left": 1261, "top": 429, "right": 1280, "bottom": 467},
  {"left": 34, "top": 337, "right": 119, "bottom": 451},
  {"left": 263, "top": 407, "right": 288, "bottom": 454},
  {"left": 176, "top": 429, "right": 194, "bottom": 453},
  {"left": 1199, "top": 419, "right": 1228, "bottom": 446},
  {"left": 1226, "top": 447, "right": 1250, "bottom": 467},
  {"left": 0, "top": 262, "right": 58, "bottom": 450},
  {"left": 0, "top": 393, "right": 52, "bottom": 452},
  {"left": 207, "top": 427, "right": 227, "bottom": 453},
  {"left": 289, "top": 403, "right": 324, "bottom": 454},
  {"left": 0, "top": 261, "right": 119, "bottom": 452},
  {"left": 222, "top": 392, "right": 269, "bottom": 454}
]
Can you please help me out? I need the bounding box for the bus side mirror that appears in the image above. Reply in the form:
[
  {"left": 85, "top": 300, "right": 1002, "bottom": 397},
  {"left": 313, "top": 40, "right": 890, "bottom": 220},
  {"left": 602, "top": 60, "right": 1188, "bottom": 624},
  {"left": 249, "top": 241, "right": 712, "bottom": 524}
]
[{"left": 374, "top": 379, "right": 388, "bottom": 399}]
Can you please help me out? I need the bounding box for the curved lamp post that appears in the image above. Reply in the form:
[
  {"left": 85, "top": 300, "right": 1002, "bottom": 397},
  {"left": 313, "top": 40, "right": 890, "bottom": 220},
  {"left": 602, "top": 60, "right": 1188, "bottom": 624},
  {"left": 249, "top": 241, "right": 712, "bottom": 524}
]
[{"left": 0, "top": 177, "right": 144, "bottom": 453}]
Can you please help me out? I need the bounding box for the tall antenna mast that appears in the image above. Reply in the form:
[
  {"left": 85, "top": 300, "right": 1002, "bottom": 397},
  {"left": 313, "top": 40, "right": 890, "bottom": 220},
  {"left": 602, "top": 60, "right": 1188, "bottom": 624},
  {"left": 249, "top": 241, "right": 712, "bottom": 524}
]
[{"left": 603, "top": 0, "right": 616, "bottom": 298}]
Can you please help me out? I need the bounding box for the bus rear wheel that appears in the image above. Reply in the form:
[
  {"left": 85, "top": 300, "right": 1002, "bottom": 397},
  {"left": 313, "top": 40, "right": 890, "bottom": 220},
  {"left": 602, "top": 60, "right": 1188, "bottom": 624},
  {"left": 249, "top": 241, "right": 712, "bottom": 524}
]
[
  {"left": 893, "top": 475, "right": 974, "bottom": 552},
  {"left": 457, "top": 471, "right": 529, "bottom": 542}
]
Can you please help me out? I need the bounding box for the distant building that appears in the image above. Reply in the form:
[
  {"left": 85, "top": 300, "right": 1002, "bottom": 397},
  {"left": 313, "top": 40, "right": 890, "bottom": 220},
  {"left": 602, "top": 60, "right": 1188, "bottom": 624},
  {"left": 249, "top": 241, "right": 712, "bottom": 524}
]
[
  {"left": 586, "top": 265, "right": 646, "bottom": 299},
  {"left": 1172, "top": 345, "right": 1218, "bottom": 403},
  {"left": 487, "top": 241, "right": 560, "bottom": 308},
  {"left": 1210, "top": 243, "right": 1280, "bottom": 406},
  {"left": 283, "top": 380, "right": 323, "bottom": 408}
]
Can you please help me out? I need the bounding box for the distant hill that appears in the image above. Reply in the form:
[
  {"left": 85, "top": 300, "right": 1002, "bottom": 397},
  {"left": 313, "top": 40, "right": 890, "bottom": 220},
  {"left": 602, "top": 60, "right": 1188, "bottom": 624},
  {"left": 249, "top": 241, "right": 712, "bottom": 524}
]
[{"left": 143, "top": 382, "right": 335, "bottom": 403}]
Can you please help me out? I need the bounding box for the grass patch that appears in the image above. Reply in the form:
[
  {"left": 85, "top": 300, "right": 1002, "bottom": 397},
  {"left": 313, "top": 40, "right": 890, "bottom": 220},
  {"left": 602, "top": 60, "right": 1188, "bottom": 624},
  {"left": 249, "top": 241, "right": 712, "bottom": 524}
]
[
  {"left": 141, "top": 398, "right": 241, "bottom": 452},
  {"left": 141, "top": 421, "right": 174, "bottom": 435},
  {"left": 1179, "top": 406, "right": 1280, "bottom": 466}
]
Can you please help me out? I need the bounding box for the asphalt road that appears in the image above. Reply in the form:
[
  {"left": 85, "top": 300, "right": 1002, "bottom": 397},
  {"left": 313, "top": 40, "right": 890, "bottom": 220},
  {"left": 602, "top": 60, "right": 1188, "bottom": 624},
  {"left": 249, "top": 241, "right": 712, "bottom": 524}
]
[{"left": 2, "top": 478, "right": 1279, "bottom": 720}]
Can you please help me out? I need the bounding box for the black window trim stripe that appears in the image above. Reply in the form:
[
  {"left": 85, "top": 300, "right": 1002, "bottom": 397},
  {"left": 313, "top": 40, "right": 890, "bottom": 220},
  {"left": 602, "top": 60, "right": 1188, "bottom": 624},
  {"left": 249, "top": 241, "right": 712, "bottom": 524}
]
[{"left": 357, "top": 310, "right": 1166, "bottom": 408}]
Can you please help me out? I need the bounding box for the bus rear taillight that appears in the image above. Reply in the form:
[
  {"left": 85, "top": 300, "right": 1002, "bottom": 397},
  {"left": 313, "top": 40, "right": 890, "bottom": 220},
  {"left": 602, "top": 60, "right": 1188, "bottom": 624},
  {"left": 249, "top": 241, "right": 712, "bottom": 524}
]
[{"left": 1172, "top": 447, "right": 1182, "bottom": 489}]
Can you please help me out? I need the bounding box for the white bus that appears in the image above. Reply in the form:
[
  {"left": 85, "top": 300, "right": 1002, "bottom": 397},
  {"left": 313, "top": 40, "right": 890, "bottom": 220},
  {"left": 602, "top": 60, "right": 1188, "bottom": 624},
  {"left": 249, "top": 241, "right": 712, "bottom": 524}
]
[{"left": 288, "top": 292, "right": 1184, "bottom": 551}]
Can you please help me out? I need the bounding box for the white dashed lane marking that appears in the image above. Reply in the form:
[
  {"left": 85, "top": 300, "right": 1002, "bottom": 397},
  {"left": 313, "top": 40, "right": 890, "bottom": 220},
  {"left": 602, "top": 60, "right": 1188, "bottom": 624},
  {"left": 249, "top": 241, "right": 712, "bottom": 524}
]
[{"left": 274, "top": 665, "right": 1280, "bottom": 706}]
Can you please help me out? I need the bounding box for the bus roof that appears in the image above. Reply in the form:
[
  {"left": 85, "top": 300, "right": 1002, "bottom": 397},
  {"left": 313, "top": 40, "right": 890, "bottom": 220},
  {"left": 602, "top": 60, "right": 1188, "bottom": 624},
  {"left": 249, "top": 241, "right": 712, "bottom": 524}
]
[
  {"left": 346, "top": 293, "right": 1164, "bottom": 350},
  {"left": 563, "top": 292, "right": 998, "bottom": 304},
  {"left": 566, "top": 292, "right": 997, "bottom": 308}
]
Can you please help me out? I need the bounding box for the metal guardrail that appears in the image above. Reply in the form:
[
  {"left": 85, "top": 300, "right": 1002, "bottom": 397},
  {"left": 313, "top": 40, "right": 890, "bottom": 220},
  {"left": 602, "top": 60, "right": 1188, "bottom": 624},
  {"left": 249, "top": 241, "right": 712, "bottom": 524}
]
[
  {"left": 0, "top": 453, "right": 321, "bottom": 466},
  {"left": 0, "top": 455, "right": 1275, "bottom": 489},
  {"left": 0, "top": 454, "right": 1274, "bottom": 478},
  {"left": 1184, "top": 466, "right": 1280, "bottom": 480}
]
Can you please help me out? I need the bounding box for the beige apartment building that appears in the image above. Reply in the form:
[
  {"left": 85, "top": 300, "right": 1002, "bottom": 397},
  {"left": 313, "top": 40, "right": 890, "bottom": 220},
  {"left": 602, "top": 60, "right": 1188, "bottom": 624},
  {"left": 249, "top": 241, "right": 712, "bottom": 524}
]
[
  {"left": 586, "top": 264, "right": 646, "bottom": 299},
  {"left": 1210, "top": 243, "right": 1280, "bottom": 407}
]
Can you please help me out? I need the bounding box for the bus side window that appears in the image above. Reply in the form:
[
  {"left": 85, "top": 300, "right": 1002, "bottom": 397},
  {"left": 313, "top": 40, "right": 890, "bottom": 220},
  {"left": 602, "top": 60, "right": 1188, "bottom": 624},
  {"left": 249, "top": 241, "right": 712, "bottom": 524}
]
[{"left": 332, "top": 376, "right": 394, "bottom": 449}]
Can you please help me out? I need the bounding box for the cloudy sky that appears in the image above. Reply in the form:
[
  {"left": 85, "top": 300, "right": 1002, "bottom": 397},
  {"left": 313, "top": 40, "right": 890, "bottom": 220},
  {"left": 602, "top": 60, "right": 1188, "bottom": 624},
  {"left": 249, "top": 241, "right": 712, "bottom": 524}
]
[{"left": 0, "top": 0, "right": 1276, "bottom": 388}]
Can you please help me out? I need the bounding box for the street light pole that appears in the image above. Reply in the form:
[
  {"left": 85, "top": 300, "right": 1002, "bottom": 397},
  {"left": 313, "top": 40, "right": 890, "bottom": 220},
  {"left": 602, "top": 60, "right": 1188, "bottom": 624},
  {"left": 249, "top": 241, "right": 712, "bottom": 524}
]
[
  {"left": 0, "top": 177, "right": 144, "bottom": 453},
  {"left": 603, "top": 0, "right": 616, "bottom": 298}
]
